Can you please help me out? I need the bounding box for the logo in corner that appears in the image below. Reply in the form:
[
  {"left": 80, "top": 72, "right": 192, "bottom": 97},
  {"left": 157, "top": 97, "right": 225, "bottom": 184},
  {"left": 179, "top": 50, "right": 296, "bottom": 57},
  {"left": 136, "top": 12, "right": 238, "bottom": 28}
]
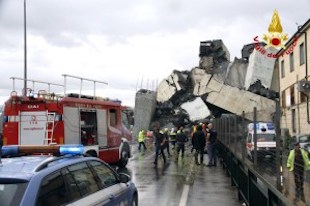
[
  {"left": 262, "top": 10, "right": 288, "bottom": 49},
  {"left": 253, "top": 10, "right": 295, "bottom": 58}
]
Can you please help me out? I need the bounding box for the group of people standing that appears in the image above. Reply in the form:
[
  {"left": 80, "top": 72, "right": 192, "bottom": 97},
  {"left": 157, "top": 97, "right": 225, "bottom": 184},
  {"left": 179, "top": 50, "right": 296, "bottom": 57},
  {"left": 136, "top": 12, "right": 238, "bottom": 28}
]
[
  {"left": 153, "top": 126, "right": 188, "bottom": 166},
  {"left": 137, "top": 122, "right": 218, "bottom": 167},
  {"left": 192, "top": 123, "right": 217, "bottom": 166}
]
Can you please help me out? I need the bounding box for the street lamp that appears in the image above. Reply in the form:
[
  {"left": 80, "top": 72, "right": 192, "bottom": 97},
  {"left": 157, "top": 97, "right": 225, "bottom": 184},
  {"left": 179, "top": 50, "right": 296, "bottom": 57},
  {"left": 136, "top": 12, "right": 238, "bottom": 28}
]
[{"left": 23, "top": 0, "right": 27, "bottom": 96}]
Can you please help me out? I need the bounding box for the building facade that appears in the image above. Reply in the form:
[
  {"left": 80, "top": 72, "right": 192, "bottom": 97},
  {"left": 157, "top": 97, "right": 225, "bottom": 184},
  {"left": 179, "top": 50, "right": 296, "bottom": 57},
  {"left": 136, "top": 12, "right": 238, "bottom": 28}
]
[{"left": 278, "top": 19, "right": 310, "bottom": 136}]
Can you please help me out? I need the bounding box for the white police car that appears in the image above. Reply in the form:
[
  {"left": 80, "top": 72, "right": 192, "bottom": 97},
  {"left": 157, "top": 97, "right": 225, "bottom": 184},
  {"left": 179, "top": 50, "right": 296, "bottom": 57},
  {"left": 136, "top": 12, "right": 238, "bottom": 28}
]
[{"left": 0, "top": 145, "right": 138, "bottom": 206}]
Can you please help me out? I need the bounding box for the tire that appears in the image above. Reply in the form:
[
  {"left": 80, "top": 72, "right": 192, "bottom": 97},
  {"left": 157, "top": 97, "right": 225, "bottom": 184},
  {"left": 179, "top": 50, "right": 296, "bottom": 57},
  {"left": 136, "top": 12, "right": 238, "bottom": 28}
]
[{"left": 131, "top": 194, "right": 138, "bottom": 206}]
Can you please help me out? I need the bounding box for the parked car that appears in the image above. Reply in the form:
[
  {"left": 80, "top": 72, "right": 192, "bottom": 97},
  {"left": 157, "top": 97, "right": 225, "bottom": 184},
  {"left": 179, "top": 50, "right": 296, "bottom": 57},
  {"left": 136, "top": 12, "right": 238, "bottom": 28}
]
[
  {"left": 0, "top": 145, "right": 138, "bottom": 206},
  {"left": 303, "top": 143, "right": 310, "bottom": 158},
  {"left": 288, "top": 134, "right": 310, "bottom": 150}
]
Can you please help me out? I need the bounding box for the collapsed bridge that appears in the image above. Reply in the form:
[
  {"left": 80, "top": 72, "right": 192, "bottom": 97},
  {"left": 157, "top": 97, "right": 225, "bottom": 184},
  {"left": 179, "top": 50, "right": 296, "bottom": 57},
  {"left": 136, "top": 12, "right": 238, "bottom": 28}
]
[{"left": 133, "top": 39, "right": 279, "bottom": 138}]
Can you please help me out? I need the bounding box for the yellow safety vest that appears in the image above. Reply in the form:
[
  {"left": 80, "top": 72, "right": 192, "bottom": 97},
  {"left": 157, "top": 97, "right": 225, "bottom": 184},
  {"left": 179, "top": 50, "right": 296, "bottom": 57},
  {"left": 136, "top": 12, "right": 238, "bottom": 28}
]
[{"left": 138, "top": 130, "right": 145, "bottom": 142}]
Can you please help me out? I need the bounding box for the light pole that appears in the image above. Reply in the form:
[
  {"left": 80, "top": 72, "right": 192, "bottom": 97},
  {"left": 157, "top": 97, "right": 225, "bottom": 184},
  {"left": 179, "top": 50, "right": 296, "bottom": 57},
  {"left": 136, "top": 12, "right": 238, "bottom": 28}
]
[{"left": 23, "top": 0, "right": 27, "bottom": 96}]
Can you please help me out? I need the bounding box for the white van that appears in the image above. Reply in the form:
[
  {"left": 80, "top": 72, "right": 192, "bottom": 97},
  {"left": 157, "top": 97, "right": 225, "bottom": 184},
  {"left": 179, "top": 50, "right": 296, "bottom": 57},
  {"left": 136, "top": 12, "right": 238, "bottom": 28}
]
[{"left": 246, "top": 122, "right": 276, "bottom": 160}]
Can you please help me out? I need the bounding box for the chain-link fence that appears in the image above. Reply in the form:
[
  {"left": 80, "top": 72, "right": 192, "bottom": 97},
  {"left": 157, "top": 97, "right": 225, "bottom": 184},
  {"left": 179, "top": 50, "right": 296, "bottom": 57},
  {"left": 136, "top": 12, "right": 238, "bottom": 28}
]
[{"left": 213, "top": 107, "right": 310, "bottom": 206}]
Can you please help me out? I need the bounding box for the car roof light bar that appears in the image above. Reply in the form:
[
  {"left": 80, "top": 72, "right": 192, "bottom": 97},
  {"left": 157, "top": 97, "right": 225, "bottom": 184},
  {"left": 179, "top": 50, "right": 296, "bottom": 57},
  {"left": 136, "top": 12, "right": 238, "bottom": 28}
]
[{"left": 1, "top": 145, "right": 84, "bottom": 157}]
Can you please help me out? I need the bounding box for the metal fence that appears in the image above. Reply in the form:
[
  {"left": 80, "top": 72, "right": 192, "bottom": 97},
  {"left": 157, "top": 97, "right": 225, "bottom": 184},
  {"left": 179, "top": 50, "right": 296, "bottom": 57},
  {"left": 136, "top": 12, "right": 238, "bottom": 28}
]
[{"left": 213, "top": 107, "right": 310, "bottom": 206}]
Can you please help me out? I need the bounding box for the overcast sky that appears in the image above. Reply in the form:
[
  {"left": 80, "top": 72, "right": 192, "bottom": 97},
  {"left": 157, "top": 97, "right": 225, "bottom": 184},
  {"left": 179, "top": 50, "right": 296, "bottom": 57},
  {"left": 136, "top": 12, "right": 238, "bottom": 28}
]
[{"left": 0, "top": 0, "right": 309, "bottom": 107}]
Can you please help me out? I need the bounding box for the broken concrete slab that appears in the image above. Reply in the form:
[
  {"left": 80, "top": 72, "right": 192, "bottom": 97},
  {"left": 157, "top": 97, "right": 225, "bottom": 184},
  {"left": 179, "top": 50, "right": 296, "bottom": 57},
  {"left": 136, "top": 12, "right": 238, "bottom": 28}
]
[
  {"left": 199, "top": 39, "right": 230, "bottom": 74},
  {"left": 225, "top": 58, "right": 248, "bottom": 89},
  {"left": 180, "top": 97, "right": 211, "bottom": 121},
  {"left": 191, "top": 68, "right": 276, "bottom": 121},
  {"left": 244, "top": 47, "right": 277, "bottom": 90},
  {"left": 156, "top": 79, "right": 176, "bottom": 103},
  {"left": 204, "top": 79, "right": 276, "bottom": 122},
  {"left": 157, "top": 70, "right": 191, "bottom": 103}
]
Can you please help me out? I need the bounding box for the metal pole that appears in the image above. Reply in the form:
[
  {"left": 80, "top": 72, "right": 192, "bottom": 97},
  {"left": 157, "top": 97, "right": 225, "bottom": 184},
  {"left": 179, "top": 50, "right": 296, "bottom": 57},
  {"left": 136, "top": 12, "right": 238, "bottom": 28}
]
[
  {"left": 63, "top": 75, "right": 67, "bottom": 95},
  {"left": 23, "top": 0, "right": 27, "bottom": 96},
  {"left": 253, "top": 107, "right": 257, "bottom": 166},
  {"left": 234, "top": 115, "right": 237, "bottom": 154},
  {"left": 275, "top": 100, "right": 282, "bottom": 190},
  {"left": 93, "top": 82, "right": 96, "bottom": 99},
  {"left": 242, "top": 111, "right": 245, "bottom": 161},
  {"left": 228, "top": 116, "right": 231, "bottom": 148}
]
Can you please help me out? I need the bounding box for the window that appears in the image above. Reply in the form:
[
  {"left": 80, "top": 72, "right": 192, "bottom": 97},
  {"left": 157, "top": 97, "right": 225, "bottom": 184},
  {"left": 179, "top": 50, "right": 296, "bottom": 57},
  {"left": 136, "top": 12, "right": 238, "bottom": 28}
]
[
  {"left": 67, "top": 162, "right": 99, "bottom": 197},
  {"left": 281, "top": 60, "right": 285, "bottom": 78},
  {"left": 89, "top": 160, "right": 118, "bottom": 188},
  {"left": 289, "top": 52, "right": 294, "bottom": 72},
  {"left": 290, "top": 86, "right": 295, "bottom": 106},
  {"left": 257, "top": 134, "right": 275, "bottom": 142},
  {"left": 281, "top": 90, "right": 286, "bottom": 108},
  {"left": 300, "top": 43, "right": 305, "bottom": 65},
  {"left": 109, "top": 109, "right": 117, "bottom": 127},
  {"left": 36, "top": 171, "right": 67, "bottom": 206},
  {"left": 300, "top": 92, "right": 307, "bottom": 103},
  {"left": 292, "top": 109, "right": 296, "bottom": 133},
  {"left": 62, "top": 168, "right": 81, "bottom": 203},
  {"left": 0, "top": 183, "right": 27, "bottom": 206}
]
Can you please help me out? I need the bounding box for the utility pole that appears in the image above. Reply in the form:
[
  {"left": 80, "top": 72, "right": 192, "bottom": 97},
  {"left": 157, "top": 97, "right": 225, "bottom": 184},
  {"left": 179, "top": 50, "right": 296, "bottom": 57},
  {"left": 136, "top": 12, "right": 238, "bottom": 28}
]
[{"left": 23, "top": 0, "right": 27, "bottom": 96}]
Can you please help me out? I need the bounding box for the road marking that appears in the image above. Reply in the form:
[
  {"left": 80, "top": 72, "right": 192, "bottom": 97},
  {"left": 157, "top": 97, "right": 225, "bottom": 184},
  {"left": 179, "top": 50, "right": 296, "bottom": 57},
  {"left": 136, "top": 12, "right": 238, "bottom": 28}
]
[{"left": 179, "top": 185, "right": 190, "bottom": 206}]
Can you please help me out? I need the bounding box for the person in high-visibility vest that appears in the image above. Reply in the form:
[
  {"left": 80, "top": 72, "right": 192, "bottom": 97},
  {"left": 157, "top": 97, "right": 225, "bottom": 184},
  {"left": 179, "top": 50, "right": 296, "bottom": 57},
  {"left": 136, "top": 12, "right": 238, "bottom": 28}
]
[
  {"left": 170, "top": 128, "right": 177, "bottom": 149},
  {"left": 138, "top": 130, "right": 147, "bottom": 152},
  {"left": 287, "top": 142, "right": 310, "bottom": 203}
]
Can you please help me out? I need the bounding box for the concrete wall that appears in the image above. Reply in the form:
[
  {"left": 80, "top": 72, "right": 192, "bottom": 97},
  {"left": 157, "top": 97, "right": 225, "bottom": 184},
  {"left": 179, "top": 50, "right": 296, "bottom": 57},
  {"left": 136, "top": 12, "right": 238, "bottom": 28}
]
[{"left": 133, "top": 90, "right": 157, "bottom": 141}]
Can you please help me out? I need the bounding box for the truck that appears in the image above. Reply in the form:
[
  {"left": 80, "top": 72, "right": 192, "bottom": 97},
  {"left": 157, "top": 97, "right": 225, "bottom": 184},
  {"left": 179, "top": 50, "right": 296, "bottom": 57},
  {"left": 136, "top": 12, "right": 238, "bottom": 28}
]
[
  {"left": 2, "top": 74, "right": 132, "bottom": 167},
  {"left": 246, "top": 122, "right": 276, "bottom": 160}
]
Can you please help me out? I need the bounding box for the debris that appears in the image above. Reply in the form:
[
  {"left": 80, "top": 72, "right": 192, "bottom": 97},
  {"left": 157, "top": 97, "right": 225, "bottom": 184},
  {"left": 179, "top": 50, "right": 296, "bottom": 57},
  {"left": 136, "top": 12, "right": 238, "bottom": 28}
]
[{"left": 134, "top": 39, "right": 279, "bottom": 131}]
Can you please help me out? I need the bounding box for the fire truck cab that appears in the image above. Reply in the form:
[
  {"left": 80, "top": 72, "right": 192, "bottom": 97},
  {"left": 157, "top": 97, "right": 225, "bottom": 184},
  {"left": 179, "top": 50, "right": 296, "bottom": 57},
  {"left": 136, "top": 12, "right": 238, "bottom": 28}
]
[{"left": 2, "top": 74, "right": 132, "bottom": 167}]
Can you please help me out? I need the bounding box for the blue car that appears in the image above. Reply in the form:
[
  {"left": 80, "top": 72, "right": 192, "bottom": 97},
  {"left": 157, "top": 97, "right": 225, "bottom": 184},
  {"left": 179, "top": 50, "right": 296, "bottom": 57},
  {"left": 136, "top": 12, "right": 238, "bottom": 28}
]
[{"left": 0, "top": 145, "right": 138, "bottom": 206}]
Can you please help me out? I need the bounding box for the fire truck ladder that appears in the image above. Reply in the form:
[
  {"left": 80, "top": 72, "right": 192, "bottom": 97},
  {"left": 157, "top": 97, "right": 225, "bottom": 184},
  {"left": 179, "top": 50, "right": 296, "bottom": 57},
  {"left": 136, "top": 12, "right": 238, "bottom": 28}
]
[{"left": 44, "top": 112, "right": 56, "bottom": 145}]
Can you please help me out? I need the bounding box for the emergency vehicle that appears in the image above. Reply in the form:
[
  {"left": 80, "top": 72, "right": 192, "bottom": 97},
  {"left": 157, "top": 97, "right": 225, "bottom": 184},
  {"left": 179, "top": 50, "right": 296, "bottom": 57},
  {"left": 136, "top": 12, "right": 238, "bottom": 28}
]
[
  {"left": 2, "top": 74, "right": 132, "bottom": 167},
  {"left": 246, "top": 122, "right": 276, "bottom": 160}
]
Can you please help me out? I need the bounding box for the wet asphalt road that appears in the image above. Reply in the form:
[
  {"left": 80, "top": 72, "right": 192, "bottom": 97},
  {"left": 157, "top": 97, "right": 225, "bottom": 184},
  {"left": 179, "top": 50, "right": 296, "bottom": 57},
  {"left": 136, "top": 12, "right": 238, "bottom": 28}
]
[{"left": 117, "top": 143, "right": 242, "bottom": 206}]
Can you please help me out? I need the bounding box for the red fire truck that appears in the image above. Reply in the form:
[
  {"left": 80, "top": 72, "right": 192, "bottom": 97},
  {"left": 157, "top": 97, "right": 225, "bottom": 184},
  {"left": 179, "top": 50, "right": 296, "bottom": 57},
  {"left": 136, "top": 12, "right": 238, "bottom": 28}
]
[{"left": 1, "top": 74, "right": 132, "bottom": 167}]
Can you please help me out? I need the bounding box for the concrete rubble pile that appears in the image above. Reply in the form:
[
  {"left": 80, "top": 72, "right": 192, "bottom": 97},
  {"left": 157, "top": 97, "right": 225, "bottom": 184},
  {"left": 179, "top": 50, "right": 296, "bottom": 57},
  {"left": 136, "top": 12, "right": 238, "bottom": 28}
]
[{"left": 133, "top": 39, "right": 279, "bottom": 135}]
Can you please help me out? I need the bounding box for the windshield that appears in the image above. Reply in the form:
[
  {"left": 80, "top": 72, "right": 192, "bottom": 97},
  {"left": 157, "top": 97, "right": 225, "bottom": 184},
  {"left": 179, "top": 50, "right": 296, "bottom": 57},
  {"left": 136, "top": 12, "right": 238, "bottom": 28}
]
[
  {"left": 257, "top": 134, "right": 275, "bottom": 142},
  {"left": 0, "top": 182, "right": 28, "bottom": 206}
]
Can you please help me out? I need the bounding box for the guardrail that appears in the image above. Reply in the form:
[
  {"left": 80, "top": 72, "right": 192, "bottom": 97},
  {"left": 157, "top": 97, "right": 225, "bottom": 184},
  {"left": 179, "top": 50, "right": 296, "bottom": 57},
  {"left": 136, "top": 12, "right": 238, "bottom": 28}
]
[
  {"left": 217, "top": 141, "right": 293, "bottom": 206},
  {"left": 213, "top": 108, "right": 307, "bottom": 206}
]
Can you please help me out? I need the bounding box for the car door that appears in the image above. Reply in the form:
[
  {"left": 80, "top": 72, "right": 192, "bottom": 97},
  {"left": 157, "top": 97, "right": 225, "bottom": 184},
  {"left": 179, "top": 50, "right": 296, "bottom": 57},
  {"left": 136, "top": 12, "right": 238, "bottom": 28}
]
[
  {"left": 89, "top": 160, "right": 131, "bottom": 206},
  {"left": 64, "top": 162, "right": 113, "bottom": 206}
]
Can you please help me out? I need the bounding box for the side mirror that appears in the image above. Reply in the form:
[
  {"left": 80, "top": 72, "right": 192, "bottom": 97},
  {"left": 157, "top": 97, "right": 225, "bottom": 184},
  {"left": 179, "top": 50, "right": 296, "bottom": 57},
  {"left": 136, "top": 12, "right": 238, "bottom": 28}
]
[{"left": 119, "top": 173, "right": 131, "bottom": 183}]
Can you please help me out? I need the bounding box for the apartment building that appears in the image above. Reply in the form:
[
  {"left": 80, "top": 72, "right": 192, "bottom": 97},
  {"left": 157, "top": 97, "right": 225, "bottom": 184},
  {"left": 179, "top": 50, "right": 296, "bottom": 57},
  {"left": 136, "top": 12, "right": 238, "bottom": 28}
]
[{"left": 278, "top": 19, "right": 310, "bottom": 136}]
